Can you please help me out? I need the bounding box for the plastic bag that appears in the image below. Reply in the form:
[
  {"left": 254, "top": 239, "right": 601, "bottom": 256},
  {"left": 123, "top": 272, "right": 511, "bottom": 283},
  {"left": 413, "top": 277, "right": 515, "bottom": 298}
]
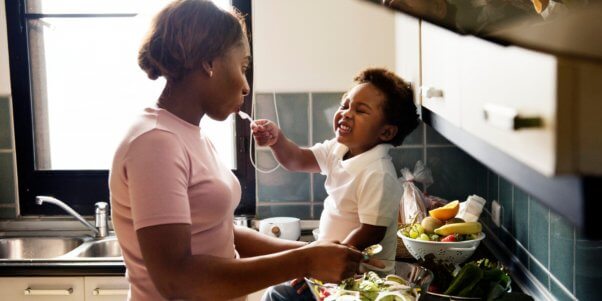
[{"left": 398, "top": 161, "right": 433, "bottom": 224}]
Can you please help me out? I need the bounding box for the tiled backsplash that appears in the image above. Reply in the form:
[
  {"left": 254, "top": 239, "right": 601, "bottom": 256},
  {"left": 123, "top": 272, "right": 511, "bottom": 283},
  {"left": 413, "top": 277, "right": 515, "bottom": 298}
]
[
  {"left": 253, "top": 92, "right": 600, "bottom": 300},
  {"left": 480, "top": 172, "right": 601, "bottom": 300}
]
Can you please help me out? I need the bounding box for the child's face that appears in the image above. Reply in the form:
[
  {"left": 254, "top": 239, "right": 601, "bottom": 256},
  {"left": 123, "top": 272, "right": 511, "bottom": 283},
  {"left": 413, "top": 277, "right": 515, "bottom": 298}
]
[{"left": 333, "top": 83, "right": 397, "bottom": 157}]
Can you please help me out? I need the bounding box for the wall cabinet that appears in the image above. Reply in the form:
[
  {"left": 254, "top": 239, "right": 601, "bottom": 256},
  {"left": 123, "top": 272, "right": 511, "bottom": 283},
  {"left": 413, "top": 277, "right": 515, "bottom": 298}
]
[
  {"left": 0, "top": 276, "right": 128, "bottom": 301},
  {"left": 416, "top": 21, "right": 602, "bottom": 236},
  {"left": 459, "top": 36, "right": 560, "bottom": 176},
  {"left": 420, "top": 24, "right": 602, "bottom": 176},
  {"left": 420, "top": 22, "right": 463, "bottom": 127},
  {"left": 394, "top": 13, "right": 421, "bottom": 107}
]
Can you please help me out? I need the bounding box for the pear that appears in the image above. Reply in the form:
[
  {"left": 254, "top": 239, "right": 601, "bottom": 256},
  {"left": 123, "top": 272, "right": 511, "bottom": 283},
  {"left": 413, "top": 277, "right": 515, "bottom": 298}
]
[{"left": 421, "top": 216, "right": 444, "bottom": 234}]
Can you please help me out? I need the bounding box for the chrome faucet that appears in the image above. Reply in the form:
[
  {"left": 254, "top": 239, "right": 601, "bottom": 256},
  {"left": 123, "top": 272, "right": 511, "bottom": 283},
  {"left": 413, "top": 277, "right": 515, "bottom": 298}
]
[{"left": 35, "top": 196, "right": 109, "bottom": 238}]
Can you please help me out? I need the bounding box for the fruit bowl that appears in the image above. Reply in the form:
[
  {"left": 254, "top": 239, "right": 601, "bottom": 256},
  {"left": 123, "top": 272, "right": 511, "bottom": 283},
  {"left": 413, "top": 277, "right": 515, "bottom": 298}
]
[
  {"left": 398, "top": 231, "right": 485, "bottom": 265},
  {"left": 305, "top": 261, "right": 433, "bottom": 301}
]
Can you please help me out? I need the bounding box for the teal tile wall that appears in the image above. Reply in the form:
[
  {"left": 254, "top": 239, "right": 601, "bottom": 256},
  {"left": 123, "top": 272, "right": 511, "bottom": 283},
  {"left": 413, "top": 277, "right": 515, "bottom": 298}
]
[
  {"left": 484, "top": 169, "right": 601, "bottom": 300},
  {"left": 256, "top": 149, "right": 310, "bottom": 202},
  {"left": 0, "top": 97, "right": 12, "bottom": 149},
  {"left": 0, "top": 96, "right": 17, "bottom": 219},
  {"left": 312, "top": 92, "right": 343, "bottom": 144}
]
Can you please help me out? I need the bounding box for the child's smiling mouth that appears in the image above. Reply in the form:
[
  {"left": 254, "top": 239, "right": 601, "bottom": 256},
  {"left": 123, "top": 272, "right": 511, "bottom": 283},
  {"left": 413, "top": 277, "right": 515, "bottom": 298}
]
[{"left": 338, "top": 121, "right": 352, "bottom": 134}]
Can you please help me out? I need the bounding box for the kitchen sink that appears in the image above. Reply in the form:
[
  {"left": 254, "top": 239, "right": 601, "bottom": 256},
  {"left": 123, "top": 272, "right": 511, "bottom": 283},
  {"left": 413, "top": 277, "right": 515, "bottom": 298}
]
[
  {"left": 73, "top": 237, "right": 122, "bottom": 258},
  {"left": 0, "top": 237, "right": 85, "bottom": 259}
]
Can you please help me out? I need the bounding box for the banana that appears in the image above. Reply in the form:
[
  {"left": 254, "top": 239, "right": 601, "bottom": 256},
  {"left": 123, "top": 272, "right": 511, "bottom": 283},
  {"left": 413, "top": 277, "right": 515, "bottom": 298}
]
[{"left": 434, "top": 222, "right": 482, "bottom": 236}]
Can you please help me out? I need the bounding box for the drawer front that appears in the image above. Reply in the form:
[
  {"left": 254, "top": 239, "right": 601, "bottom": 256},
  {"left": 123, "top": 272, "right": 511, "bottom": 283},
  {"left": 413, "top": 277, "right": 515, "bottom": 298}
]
[
  {"left": 421, "top": 22, "right": 463, "bottom": 126},
  {"left": 0, "top": 277, "right": 84, "bottom": 301},
  {"left": 460, "top": 36, "right": 559, "bottom": 175},
  {"left": 85, "top": 276, "right": 129, "bottom": 301}
]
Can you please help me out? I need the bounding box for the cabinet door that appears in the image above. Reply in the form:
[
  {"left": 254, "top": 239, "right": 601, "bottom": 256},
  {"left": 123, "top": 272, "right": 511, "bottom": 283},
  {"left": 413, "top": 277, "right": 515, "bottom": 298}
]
[
  {"left": 394, "top": 13, "right": 421, "bottom": 106},
  {"left": 460, "top": 36, "right": 559, "bottom": 175},
  {"left": 0, "top": 277, "right": 84, "bottom": 301},
  {"left": 421, "top": 22, "right": 463, "bottom": 126},
  {"left": 84, "top": 276, "right": 129, "bottom": 301}
]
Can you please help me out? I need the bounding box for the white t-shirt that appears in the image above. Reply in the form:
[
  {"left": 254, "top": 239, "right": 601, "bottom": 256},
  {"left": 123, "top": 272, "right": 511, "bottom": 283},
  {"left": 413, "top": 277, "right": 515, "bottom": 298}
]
[{"left": 310, "top": 139, "right": 402, "bottom": 273}]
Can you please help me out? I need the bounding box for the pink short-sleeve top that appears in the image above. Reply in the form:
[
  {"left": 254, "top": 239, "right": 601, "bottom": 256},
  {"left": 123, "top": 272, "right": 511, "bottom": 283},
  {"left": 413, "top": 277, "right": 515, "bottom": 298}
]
[{"left": 109, "top": 107, "right": 242, "bottom": 300}]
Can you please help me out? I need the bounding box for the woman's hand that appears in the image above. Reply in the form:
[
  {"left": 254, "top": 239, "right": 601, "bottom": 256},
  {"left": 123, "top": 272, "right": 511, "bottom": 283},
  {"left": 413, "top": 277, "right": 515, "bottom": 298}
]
[
  {"left": 251, "top": 119, "right": 280, "bottom": 147},
  {"left": 302, "top": 240, "right": 363, "bottom": 283}
]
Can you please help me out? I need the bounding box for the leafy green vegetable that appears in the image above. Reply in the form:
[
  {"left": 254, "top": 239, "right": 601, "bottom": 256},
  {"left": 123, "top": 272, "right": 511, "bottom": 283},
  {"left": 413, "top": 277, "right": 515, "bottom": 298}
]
[
  {"left": 418, "top": 257, "right": 532, "bottom": 300},
  {"left": 444, "top": 263, "right": 483, "bottom": 295}
]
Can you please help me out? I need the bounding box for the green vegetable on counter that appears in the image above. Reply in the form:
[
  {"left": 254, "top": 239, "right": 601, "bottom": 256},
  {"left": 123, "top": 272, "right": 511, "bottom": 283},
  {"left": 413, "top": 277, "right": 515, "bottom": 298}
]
[{"left": 444, "top": 263, "right": 483, "bottom": 296}]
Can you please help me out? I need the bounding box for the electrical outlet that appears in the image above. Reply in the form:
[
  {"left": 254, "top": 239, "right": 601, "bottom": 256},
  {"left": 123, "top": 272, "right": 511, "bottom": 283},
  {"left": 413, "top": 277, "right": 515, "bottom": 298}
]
[{"left": 491, "top": 200, "right": 501, "bottom": 227}]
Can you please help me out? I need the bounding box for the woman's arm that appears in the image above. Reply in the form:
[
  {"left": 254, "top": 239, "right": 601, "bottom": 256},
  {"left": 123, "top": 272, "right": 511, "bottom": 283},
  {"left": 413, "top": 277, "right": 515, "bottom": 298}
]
[
  {"left": 137, "top": 224, "right": 362, "bottom": 301},
  {"left": 252, "top": 120, "right": 320, "bottom": 173},
  {"left": 234, "top": 225, "right": 307, "bottom": 257}
]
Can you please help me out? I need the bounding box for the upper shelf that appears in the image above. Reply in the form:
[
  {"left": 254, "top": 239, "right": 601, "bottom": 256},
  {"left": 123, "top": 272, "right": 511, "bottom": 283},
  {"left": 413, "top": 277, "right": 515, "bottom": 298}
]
[{"left": 367, "top": 0, "right": 602, "bottom": 62}]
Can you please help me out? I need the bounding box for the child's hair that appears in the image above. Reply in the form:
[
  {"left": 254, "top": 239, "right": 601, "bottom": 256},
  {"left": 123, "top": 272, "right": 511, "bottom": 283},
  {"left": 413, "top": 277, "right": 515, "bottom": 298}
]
[
  {"left": 138, "top": 0, "right": 247, "bottom": 82},
  {"left": 354, "top": 68, "right": 419, "bottom": 146}
]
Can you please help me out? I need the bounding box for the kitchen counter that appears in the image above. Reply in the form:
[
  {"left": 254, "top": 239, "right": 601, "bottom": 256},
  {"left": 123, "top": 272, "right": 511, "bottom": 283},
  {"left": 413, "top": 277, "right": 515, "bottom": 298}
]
[{"left": 0, "top": 261, "right": 125, "bottom": 277}]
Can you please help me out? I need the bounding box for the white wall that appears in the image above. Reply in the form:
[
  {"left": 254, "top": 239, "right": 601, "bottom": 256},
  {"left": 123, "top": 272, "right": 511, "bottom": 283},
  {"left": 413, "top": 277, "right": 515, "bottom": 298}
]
[
  {"left": 252, "top": 0, "right": 396, "bottom": 92},
  {"left": 0, "top": 0, "right": 11, "bottom": 95}
]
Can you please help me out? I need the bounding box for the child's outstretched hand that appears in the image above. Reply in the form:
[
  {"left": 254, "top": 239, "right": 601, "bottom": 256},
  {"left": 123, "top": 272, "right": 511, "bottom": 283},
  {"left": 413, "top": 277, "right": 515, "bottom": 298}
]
[{"left": 251, "top": 119, "right": 280, "bottom": 146}]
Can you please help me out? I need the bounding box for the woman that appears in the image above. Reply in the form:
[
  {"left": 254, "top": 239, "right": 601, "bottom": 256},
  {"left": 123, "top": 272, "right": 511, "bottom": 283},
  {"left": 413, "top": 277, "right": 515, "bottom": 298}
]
[{"left": 109, "top": 1, "right": 366, "bottom": 300}]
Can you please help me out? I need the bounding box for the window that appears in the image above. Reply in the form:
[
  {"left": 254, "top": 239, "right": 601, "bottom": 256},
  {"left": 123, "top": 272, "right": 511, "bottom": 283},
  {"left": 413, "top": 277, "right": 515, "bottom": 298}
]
[{"left": 6, "top": 0, "right": 255, "bottom": 215}]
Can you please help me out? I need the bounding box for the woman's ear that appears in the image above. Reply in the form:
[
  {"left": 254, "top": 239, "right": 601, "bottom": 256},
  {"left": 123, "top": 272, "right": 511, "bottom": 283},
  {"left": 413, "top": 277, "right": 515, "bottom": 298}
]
[
  {"left": 379, "top": 125, "right": 398, "bottom": 142},
  {"left": 201, "top": 61, "right": 214, "bottom": 78}
]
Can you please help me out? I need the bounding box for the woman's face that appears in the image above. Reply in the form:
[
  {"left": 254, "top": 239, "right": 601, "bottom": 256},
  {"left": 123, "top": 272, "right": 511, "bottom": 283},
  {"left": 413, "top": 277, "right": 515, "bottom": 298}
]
[
  {"left": 204, "top": 37, "right": 251, "bottom": 121},
  {"left": 333, "top": 83, "right": 393, "bottom": 157}
]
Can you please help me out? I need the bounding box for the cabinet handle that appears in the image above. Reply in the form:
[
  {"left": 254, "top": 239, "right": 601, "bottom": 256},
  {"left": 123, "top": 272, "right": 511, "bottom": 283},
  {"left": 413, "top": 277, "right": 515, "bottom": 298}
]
[
  {"left": 482, "top": 104, "right": 542, "bottom": 130},
  {"left": 93, "top": 288, "right": 129, "bottom": 296},
  {"left": 421, "top": 86, "right": 444, "bottom": 99},
  {"left": 24, "top": 287, "right": 73, "bottom": 295}
]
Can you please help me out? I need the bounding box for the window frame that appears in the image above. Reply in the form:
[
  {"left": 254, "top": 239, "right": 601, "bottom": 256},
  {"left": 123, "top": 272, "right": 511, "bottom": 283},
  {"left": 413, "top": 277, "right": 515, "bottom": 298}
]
[{"left": 5, "top": 0, "right": 255, "bottom": 216}]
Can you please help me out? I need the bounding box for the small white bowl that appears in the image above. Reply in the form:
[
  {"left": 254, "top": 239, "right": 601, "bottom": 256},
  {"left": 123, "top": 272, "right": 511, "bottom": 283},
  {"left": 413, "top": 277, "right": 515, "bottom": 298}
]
[{"left": 397, "top": 231, "right": 486, "bottom": 264}]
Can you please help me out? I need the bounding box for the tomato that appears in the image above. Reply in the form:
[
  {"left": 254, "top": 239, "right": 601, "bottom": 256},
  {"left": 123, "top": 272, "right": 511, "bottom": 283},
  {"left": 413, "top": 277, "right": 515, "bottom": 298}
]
[{"left": 441, "top": 234, "right": 457, "bottom": 242}]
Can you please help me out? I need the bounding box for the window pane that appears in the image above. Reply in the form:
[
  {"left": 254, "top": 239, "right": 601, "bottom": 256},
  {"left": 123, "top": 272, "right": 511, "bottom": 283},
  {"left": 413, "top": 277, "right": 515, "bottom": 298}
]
[{"left": 28, "top": 0, "right": 236, "bottom": 170}]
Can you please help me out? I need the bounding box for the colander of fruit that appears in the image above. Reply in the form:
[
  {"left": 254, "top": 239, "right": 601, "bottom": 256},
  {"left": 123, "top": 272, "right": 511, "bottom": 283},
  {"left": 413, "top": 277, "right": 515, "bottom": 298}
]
[
  {"left": 305, "top": 261, "right": 433, "bottom": 301},
  {"left": 398, "top": 201, "right": 486, "bottom": 265}
]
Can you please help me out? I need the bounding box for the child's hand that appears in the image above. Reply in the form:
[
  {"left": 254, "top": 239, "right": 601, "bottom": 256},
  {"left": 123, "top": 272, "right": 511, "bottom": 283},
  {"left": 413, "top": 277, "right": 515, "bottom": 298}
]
[
  {"left": 289, "top": 278, "right": 308, "bottom": 295},
  {"left": 251, "top": 119, "right": 280, "bottom": 146}
]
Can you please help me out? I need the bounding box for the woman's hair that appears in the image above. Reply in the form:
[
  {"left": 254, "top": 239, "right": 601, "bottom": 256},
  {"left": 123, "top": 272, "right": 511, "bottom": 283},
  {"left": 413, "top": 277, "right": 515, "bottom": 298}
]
[
  {"left": 138, "top": 0, "right": 246, "bottom": 81},
  {"left": 354, "top": 68, "right": 419, "bottom": 146}
]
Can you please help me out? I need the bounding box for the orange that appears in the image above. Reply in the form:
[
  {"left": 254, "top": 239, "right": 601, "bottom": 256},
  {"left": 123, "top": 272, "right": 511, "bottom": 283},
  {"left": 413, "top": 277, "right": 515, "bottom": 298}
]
[{"left": 429, "top": 200, "right": 460, "bottom": 221}]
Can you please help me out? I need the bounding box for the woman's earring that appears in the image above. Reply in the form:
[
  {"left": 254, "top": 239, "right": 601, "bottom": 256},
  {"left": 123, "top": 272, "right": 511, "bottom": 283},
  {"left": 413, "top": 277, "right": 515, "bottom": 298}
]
[{"left": 209, "top": 70, "right": 213, "bottom": 78}]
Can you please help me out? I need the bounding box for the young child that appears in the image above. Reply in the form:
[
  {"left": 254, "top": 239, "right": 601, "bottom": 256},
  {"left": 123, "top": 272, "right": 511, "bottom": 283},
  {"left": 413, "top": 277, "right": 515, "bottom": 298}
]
[{"left": 255, "top": 68, "right": 419, "bottom": 301}]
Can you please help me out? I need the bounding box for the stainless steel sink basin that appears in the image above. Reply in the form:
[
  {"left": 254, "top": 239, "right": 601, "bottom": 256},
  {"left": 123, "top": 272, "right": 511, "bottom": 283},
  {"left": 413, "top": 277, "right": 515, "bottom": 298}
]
[
  {"left": 0, "top": 237, "right": 85, "bottom": 259},
  {"left": 74, "top": 238, "right": 122, "bottom": 258}
]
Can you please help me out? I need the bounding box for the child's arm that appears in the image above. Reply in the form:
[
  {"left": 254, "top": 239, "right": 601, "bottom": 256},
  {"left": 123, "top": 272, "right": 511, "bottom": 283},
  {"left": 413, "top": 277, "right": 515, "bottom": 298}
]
[
  {"left": 252, "top": 119, "right": 320, "bottom": 173},
  {"left": 341, "top": 223, "right": 387, "bottom": 251}
]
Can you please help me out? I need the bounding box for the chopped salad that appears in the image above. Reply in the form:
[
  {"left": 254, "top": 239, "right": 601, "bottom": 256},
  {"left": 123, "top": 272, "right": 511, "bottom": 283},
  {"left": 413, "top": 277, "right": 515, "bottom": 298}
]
[{"left": 307, "top": 271, "right": 420, "bottom": 301}]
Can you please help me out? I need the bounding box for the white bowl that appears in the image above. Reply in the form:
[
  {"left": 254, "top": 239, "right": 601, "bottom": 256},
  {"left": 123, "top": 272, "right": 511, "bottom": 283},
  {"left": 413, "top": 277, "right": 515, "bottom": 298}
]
[
  {"left": 397, "top": 231, "right": 485, "bottom": 264},
  {"left": 258, "top": 217, "right": 301, "bottom": 241}
]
